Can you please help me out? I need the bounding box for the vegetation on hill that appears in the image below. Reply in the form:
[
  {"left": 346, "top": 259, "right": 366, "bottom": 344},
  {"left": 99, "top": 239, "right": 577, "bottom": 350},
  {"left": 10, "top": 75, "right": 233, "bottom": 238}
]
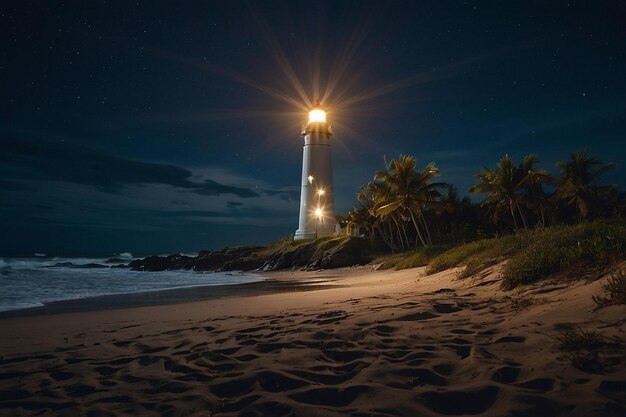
[
  {"left": 344, "top": 149, "right": 623, "bottom": 252},
  {"left": 410, "top": 220, "right": 626, "bottom": 290}
]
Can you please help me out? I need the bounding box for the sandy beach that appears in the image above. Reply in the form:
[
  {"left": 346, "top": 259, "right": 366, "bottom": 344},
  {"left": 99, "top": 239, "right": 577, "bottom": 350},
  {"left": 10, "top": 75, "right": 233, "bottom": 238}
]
[{"left": 1, "top": 265, "right": 624, "bottom": 416}]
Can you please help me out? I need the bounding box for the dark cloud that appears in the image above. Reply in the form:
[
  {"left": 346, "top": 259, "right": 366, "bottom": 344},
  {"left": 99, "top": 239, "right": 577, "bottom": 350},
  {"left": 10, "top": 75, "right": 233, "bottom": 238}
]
[
  {"left": 1, "top": 136, "right": 259, "bottom": 198},
  {"left": 227, "top": 201, "right": 244, "bottom": 208},
  {"left": 263, "top": 189, "right": 300, "bottom": 201},
  {"left": 0, "top": 179, "right": 25, "bottom": 191}
]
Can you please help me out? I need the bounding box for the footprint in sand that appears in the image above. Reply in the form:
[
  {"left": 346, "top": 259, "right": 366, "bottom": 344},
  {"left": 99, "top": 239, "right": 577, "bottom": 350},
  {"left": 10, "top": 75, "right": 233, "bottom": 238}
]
[
  {"left": 433, "top": 363, "right": 454, "bottom": 376},
  {"left": 0, "top": 389, "right": 32, "bottom": 402},
  {"left": 395, "top": 311, "right": 439, "bottom": 321},
  {"left": 236, "top": 325, "right": 268, "bottom": 334},
  {"left": 238, "top": 401, "right": 292, "bottom": 417},
  {"left": 289, "top": 367, "right": 362, "bottom": 385},
  {"left": 516, "top": 378, "right": 555, "bottom": 392},
  {"left": 176, "top": 372, "right": 211, "bottom": 382},
  {"left": 430, "top": 288, "right": 455, "bottom": 294},
  {"left": 598, "top": 380, "right": 626, "bottom": 403},
  {"left": 491, "top": 366, "right": 521, "bottom": 384},
  {"left": 433, "top": 303, "right": 462, "bottom": 314},
  {"left": 374, "top": 324, "right": 397, "bottom": 335},
  {"left": 443, "top": 342, "right": 472, "bottom": 359},
  {"left": 94, "top": 366, "right": 118, "bottom": 377},
  {"left": 210, "top": 376, "right": 256, "bottom": 398},
  {"left": 450, "top": 329, "right": 474, "bottom": 335},
  {"left": 142, "top": 382, "right": 190, "bottom": 395},
  {"left": 510, "top": 394, "right": 560, "bottom": 416},
  {"left": 64, "top": 383, "right": 99, "bottom": 397},
  {"left": 163, "top": 359, "right": 197, "bottom": 374},
  {"left": 220, "top": 394, "right": 262, "bottom": 413},
  {"left": 289, "top": 386, "right": 369, "bottom": 407},
  {"left": 321, "top": 349, "right": 368, "bottom": 363},
  {"left": 419, "top": 386, "right": 499, "bottom": 415},
  {"left": 256, "top": 370, "right": 309, "bottom": 392},
  {"left": 255, "top": 342, "right": 293, "bottom": 353},
  {"left": 389, "top": 368, "right": 448, "bottom": 388},
  {"left": 495, "top": 336, "right": 526, "bottom": 344},
  {"left": 50, "top": 371, "right": 74, "bottom": 381}
]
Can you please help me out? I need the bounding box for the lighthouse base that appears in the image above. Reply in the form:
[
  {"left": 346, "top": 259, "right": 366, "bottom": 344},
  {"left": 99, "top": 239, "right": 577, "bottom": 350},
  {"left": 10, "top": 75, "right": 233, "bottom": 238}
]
[{"left": 293, "top": 229, "right": 316, "bottom": 240}]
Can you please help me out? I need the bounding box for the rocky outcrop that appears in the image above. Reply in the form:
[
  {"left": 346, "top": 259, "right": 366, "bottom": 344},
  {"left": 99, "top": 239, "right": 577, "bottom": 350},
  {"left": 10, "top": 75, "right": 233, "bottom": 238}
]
[
  {"left": 192, "top": 246, "right": 264, "bottom": 271},
  {"left": 260, "top": 237, "right": 375, "bottom": 271},
  {"left": 220, "top": 256, "right": 265, "bottom": 272},
  {"left": 128, "top": 254, "right": 194, "bottom": 271},
  {"left": 128, "top": 238, "right": 380, "bottom": 273},
  {"left": 319, "top": 237, "right": 373, "bottom": 269}
]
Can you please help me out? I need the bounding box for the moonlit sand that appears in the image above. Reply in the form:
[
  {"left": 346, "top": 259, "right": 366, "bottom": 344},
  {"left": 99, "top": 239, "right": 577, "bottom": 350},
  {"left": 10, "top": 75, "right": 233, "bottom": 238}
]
[{"left": 1, "top": 265, "right": 624, "bottom": 416}]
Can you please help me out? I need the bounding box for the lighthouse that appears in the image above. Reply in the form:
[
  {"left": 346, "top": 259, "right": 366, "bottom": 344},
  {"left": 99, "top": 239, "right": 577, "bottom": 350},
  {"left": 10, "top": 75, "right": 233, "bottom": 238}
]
[{"left": 294, "top": 101, "right": 335, "bottom": 240}]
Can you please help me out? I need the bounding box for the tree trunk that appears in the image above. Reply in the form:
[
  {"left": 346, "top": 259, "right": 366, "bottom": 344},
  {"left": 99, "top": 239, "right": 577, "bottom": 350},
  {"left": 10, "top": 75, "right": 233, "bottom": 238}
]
[
  {"left": 420, "top": 211, "right": 433, "bottom": 245},
  {"left": 410, "top": 211, "right": 428, "bottom": 247},
  {"left": 401, "top": 221, "right": 411, "bottom": 251},
  {"left": 509, "top": 203, "right": 519, "bottom": 231},
  {"left": 516, "top": 203, "right": 528, "bottom": 229},
  {"left": 391, "top": 216, "right": 405, "bottom": 250}
]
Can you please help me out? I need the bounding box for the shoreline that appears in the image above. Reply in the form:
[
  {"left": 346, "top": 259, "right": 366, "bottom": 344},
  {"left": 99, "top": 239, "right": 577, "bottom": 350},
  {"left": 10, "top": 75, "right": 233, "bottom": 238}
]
[{"left": 0, "top": 270, "right": 346, "bottom": 319}]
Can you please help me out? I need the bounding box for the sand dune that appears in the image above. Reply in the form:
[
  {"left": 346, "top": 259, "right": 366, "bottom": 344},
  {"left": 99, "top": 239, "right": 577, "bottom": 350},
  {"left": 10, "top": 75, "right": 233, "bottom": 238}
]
[{"left": 0, "top": 265, "right": 624, "bottom": 416}]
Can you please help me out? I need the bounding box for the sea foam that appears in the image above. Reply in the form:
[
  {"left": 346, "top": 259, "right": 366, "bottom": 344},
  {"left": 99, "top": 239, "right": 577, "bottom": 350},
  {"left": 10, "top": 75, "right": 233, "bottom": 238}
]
[{"left": 0, "top": 256, "right": 263, "bottom": 312}]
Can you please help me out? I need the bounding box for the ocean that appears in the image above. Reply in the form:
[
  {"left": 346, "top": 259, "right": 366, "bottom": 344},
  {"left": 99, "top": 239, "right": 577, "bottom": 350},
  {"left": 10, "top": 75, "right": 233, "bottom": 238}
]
[{"left": 0, "top": 254, "right": 264, "bottom": 312}]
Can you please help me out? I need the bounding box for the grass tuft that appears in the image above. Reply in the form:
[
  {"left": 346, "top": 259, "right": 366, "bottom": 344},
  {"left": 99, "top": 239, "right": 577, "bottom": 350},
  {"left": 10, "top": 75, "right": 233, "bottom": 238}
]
[
  {"left": 557, "top": 327, "right": 605, "bottom": 352},
  {"left": 394, "top": 246, "right": 448, "bottom": 270},
  {"left": 593, "top": 268, "right": 626, "bottom": 308},
  {"left": 556, "top": 327, "right": 622, "bottom": 374}
]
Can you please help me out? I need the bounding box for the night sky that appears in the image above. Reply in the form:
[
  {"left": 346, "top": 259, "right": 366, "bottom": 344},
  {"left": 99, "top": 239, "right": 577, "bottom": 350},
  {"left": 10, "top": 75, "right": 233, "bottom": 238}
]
[{"left": 2, "top": 1, "right": 625, "bottom": 256}]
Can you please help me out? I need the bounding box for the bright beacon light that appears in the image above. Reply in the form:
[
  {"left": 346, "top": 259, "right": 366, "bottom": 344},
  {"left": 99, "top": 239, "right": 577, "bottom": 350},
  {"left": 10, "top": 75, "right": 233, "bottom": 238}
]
[{"left": 309, "top": 108, "right": 326, "bottom": 123}]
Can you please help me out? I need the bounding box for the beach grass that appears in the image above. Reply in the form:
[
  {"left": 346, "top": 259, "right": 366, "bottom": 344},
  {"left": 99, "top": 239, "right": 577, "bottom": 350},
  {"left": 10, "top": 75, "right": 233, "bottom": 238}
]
[
  {"left": 593, "top": 268, "right": 626, "bottom": 307},
  {"left": 394, "top": 245, "right": 448, "bottom": 270},
  {"left": 421, "top": 220, "right": 626, "bottom": 290}
]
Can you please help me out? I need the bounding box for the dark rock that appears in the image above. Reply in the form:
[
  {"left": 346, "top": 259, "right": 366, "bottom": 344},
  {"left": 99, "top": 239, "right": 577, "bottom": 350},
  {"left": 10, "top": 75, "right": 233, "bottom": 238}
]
[
  {"left": 193, "top": 246, "right": 263, "bottom": 271},
  {"left": 221, "top": 256, "right": 264, "bottom": 271},
  {"left": 320, "top": 238, "right": 372, "bottom": 269},
  {"left": 130, "top": 238, "right": 377, "bottom": 273},
  {"left": 129, "top": 254, "right": 194, "bottom": 271}
]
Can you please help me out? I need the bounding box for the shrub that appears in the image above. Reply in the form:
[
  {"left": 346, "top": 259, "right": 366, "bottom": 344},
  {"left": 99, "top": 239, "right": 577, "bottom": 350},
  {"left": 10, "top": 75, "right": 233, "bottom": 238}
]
[
  {"left": 593, "top": 268, "right": 626, "bottom": 308},
  {"left": 557, "top": 327, "right": 605, "bottom": 351}
]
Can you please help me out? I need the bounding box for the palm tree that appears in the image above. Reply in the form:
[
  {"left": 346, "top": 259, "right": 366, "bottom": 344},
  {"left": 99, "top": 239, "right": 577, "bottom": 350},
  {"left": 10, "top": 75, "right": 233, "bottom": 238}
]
[
  {"left": 469, "top": 155, "right": 522, "bottom": 230},
  {"left": 555, "top": 149, "right": 616, "bottom": 222},
  {"left": 372, "top": 155, "right": 447, "bottom": 247},
  {"left": 469, "top": 154, "right": 550, "bottom": 231},
  {"left": 517, "top": 154, "right": 554, "bottom": 228}
]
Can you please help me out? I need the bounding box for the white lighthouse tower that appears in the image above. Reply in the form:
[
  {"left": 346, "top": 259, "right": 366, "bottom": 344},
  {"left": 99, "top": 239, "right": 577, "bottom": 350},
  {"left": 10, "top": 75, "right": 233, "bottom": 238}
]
[{"left": 294, "top": 101, "right": 335, "bottom": 240}]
